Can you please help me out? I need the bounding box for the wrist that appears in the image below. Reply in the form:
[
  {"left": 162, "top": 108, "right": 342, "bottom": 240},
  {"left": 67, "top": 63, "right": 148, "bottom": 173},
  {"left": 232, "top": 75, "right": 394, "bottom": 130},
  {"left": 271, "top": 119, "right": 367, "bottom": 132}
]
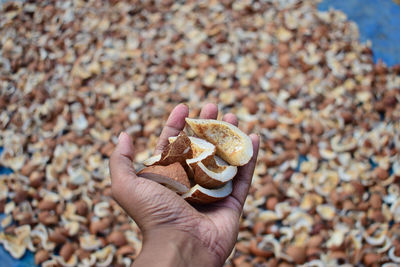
[{"left": 132, "top": 229, "right": 220, "bottom": 267}]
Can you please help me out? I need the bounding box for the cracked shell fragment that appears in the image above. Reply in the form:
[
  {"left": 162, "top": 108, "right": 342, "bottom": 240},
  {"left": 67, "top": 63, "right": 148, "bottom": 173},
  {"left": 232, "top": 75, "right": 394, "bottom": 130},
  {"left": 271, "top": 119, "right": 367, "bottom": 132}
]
[
  {"left": 182, "top": 180, "right": 233, "bottom": 204},
  {"left": 169, "top": 136, "right": 216, "bottom": 165},
  {"left": 138, "top": 162, "right": 190, "bottom": 194},
  {"left": 79, "top": 235, "right": 103, "bottom": 251},
  {"left": 143, "top": 132, "right": 193, "bottom": 167},
  {"left": 185, "top": 118, "right": 253, "bottom": 166},
  {"left": 192, "top": 155, "right": 237, "bottom": 189},
  {"left": 0, "top": 225, "right": 31, "bottom": 259}
]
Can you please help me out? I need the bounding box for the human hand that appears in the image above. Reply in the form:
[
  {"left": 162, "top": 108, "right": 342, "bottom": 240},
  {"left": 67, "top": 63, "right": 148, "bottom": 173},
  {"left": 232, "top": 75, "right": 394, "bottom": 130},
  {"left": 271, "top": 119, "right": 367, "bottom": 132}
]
[{"left": 109, "top": 103, "right": 259, "bottom": 267}]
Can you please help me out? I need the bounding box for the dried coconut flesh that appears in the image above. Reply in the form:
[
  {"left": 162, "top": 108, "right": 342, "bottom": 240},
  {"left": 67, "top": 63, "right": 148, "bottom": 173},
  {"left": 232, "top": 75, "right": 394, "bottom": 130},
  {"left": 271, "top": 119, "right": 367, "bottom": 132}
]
[
  {"left": 185, "top": 118, "right": 253, "bottom": 166},
  {"left": 137, "top": 162, "right": 190, "bottom": 194},
  {"left": 182, "top": 181, "right": 233, "bottom": 204}
]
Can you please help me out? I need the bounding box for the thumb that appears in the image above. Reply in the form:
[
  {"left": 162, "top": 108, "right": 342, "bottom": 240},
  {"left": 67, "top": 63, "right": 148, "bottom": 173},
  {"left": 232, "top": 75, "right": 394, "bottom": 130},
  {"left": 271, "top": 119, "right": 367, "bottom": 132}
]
[{"left": 109, "top": 132, "right": 137, "bottom": 196}]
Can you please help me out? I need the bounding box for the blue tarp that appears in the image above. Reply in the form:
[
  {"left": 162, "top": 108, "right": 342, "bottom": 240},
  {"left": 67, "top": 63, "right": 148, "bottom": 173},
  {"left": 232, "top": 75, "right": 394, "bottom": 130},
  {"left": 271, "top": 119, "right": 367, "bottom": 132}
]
[{"left": 318, "top": 0, "right": 400, "bottom": 66}]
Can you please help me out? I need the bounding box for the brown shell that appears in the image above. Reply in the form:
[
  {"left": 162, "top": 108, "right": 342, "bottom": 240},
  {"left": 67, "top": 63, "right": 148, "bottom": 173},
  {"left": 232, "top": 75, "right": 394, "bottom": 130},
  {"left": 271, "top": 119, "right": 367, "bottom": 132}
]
[
  {"left": 138, "top": 162, "right": 190, "bottom": 193},
  {"left": 192, "top": 164, "right": 226, "bottom": 188},
  {"left": 191, "top": 156, "right": 237, "bottom": 188},
  {"left": 159, "top": 132, "right": 193, "bottom": 166},
  {"left": 183, "top": 181, "right": 232, "bottom": 204}
]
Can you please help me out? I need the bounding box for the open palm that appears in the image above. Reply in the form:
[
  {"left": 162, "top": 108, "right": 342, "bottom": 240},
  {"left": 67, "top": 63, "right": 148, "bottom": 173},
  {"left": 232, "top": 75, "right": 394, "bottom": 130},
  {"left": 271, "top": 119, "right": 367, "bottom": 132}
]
[{"left": 109, "top": 103, "right": 259, "bottom": 266}]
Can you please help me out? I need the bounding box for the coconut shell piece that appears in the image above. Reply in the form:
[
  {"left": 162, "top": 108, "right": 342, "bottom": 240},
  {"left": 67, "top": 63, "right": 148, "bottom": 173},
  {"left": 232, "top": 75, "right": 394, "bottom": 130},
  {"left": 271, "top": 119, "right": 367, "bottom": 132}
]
[
  {"left": 185, "top": 118, "right": 253, "bottom": 166},
  {"left": 138, "top": 162, "right": 190, "bottom": 194},
  {"left": 182, "top": 180, "right": 233, "bottom": 204},
  {"left": 192, "top": 156, "right": 237, "bottom": 188},
  {"left": 169, "top": 135, "right": 216, "bottom": 179},
  {"left": 143, "top": 132, "right": 193, "bottom": 167},
  {"left": 143, "top": 154, "right": 161, "bottom": 166},
  {"left": 169, "top": 135, "right": 216, "bottom": 164}
]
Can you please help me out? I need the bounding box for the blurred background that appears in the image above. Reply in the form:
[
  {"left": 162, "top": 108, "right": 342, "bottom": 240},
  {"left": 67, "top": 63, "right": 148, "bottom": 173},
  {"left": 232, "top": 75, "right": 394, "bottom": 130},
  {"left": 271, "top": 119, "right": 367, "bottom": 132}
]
[{"left": 1, "top": 0, "right": 399, "bottom": 266}]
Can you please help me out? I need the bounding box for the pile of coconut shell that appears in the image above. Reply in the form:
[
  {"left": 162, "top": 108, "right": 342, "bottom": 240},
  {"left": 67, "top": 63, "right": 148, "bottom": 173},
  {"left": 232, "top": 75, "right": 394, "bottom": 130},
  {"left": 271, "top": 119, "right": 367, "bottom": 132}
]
[{"left": 0, "top": 0, "right": 399, "bottom": 266}]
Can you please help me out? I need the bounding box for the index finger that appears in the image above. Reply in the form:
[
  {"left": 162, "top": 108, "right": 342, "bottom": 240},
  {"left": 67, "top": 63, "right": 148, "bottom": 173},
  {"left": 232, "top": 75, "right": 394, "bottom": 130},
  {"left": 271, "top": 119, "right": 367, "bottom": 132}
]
[{"left": 154, "top": 103, "right": 189, "bottom": 155}]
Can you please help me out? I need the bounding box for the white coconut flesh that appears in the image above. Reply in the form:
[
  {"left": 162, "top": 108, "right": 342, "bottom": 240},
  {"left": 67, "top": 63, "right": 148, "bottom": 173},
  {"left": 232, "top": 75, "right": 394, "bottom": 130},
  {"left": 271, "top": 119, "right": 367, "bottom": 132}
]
[
  {"left": 138, "top": 172, "right": 190, "bottom": 194},
  {"left": 185, "top": 118, "right": 253, "bottom": 166},
  {"left": 196, "top": 156, "right": 237, "bottom": 182},
  {"left": 182, "top": 180, "right": 233, "bottom": 199},
  {"left": 143, "top": 154, "right": 161, "bottom": 166}
]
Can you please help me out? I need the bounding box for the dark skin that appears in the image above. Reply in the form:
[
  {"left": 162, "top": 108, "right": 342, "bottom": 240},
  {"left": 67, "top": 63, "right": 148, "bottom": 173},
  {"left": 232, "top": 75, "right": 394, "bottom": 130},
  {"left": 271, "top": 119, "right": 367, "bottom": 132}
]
[{"left": 109, "top": 103, "right": 260, "bottom": 267}]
